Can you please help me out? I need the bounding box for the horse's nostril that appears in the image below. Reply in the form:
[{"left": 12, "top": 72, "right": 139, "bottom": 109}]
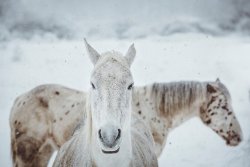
[
  {"left": 98, "top": 129, "right": 102, "bottom": 140},
  {"left": 98, "top": 127, "right": 121, "bottom": 148},
  {"left": 116, "top": 129, "right": 121, "bottom": 141}
]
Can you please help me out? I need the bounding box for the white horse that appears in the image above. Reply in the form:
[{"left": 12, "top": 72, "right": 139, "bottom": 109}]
[
  {"left": 52, "top": 40, "right": 158, "bottom": 166},
  {"left": 9, "top": 43, "right": 243, "bottom": 167}
]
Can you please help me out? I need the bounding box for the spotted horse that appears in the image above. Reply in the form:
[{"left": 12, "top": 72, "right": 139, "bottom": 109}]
[{"left": 10, "top": 45, "right": 243, "bottom": 167}]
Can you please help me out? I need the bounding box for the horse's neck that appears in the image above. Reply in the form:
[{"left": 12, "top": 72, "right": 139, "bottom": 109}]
[
  {"left": 169, "top": 95, "right": 206, "bottom": 129},
  {"left": 88, "top": 109, "right": 132, "bottom": 167},
  {"left": 134, "top": 82, "right": 207, "bottom": 129},
  {"left": 166, "top": 82, "right": 207, "bottom": 129}
]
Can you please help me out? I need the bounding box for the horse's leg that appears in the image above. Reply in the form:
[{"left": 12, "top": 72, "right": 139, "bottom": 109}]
[
  {"left": 10, "top": 115, "right": 54, "bottom": 167},
  {"left": 12, "top": 136, "right": 55, "bottom": 167},
  {"left": 152, "top": 128, "right": 169, "bottom": 157},
  {"left": 10, "top": 88, "right": 53, "bottom": 167},
  {"left": 32, "top": 141, "right": 55, "bottom": 167}
]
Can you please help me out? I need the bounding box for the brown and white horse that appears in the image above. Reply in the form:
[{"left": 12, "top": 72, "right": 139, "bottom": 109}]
[{"left": 10, "top": 44, "right": 243, "bottom": 167}]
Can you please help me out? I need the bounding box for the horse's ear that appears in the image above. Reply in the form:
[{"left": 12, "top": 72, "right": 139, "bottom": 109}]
[
  {"left": 216, "top": 78, "right": 220, "bottom": 83},
  {"left": 84, "top": 39, "right": 101, "bottom": 65},
  {"left": 125, "top": 43, "right": 136, "bottom": 66},
  {"left": 207, "top": 84, "right": 217, "bottom": 93}
]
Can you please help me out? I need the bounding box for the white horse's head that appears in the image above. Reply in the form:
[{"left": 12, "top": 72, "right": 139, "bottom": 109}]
[{"left": 85, "top": 39, "right": 136, "bottom": 154}]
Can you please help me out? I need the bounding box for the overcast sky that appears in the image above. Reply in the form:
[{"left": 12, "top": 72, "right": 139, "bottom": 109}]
[{"left": 1, "top": 0, "right": 250, "bottom": 39}]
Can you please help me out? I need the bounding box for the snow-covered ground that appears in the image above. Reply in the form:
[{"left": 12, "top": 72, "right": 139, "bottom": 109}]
[
  {"left": 1, "top": 0, "right": 250, "bottom": 166},
  {"left": 0, "top": 34, "right": 250, "bottom": 166}
]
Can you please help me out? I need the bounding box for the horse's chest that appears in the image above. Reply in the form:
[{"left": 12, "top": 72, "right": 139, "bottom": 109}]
[{"left": 94, "top": 155, "right": 130, "bottom": 167}]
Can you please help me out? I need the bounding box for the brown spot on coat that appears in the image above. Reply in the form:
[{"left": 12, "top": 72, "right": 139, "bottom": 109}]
[
  {"left": 151, "top": 117, "right": 157, "bottom": 122},
  {"left": 136, "top": 102, "right": 140, "bottom": 106},
  {"left": 200, "top": 106, "right": 205, "bottom": 113},
  {"left": 15, "top": 129, "right": 25, "bottom": 139},
  {"left": 152, "top": 130, "right": 164, "bottom": 146},
  {"left": 55, "top": 91, "right": 60, "bottom": 95},
  {"left": 159, "top": 93, "right": 165, "bottom": 117},
  {"left": 11, "top": 140, "right": 16, "bottom": 161},
  {"left": 38, "top": 97, "right": 49, "bottom": 108},
  {"left": 205, "top": 119, "right": 211, "bottom": 124},
  {"left": 16, "top": 138, "right": 41, "bottom": 163},
  {"left": 65, "top": 110, "right": 70, "bottom": 115},
  {"left": 222, "top": 105, "right": 229, "bottom": 111},
  {"left": 207, "top": 84, "right": 217, "bottom": 93},
  {"left": 207, "top": 96, "right": 217, "bottom": 108},
  {"left": 211, "top": 112, "right": 216, "bottom": 116}
]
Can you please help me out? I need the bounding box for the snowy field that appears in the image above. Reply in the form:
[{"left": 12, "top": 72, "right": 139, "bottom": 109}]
[
  {"left": 1, "top": 34, "right": 250, "bottom": 166},
  {"left": 1, "top": 0, "right": 250, "bottom": 166}
]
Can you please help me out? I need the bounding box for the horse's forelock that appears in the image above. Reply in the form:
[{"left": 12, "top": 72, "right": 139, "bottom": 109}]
[{"left": 94, "top": 51, "right": 131, "bottom": 69}]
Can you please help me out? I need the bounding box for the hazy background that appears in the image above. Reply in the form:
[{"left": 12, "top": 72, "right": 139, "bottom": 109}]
[
  {"left": 0, "top": 0, "right": 250, "bottom": 40},
  {"left": 0, "top": 0, "right": 250, "bottom": 167}
]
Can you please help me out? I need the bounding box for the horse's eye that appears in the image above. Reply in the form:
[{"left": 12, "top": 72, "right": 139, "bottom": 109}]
[
  {"left": 91, "top": 82, "right": 96, "bottom": 89},
  {"left": 128, "top": 83, "right": 134, "bottom": 90}
]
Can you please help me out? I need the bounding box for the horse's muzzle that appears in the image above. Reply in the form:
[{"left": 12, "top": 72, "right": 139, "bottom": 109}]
[{"left": 98, "top": 124, "right": 121, "bottom": 153}]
